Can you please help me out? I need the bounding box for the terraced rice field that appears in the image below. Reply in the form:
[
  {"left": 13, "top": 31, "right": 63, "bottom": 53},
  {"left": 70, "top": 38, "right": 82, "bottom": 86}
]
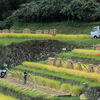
[{"left": 0, "top": 93, "right": 18, "bottom": 100}]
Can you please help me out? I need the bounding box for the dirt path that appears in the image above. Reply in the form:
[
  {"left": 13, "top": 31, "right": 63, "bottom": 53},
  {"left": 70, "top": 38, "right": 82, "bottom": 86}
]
[{"left": 0, "top": 76, "right": 69, "bottom": 97}]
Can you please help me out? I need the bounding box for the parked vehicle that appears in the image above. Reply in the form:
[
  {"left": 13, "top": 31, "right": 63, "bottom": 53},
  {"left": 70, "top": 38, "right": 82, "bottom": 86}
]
[
  {"left": 0, "top": 70, "right": 6, "bottom": 78},
  {"left": 90, "top": 26, "right": 100, "bottom": 38}
]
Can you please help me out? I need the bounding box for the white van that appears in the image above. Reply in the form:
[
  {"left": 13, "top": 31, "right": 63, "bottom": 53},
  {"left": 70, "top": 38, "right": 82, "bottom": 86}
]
[{"left": 90, "top": 26, "right": 100, "bottom": 38}]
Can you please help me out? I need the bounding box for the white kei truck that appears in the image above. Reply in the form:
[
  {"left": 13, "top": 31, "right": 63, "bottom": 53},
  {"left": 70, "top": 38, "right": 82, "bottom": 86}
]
[
  {"left": 0, "top": 70, "right": 6, "bottom": 78},
  {"left": 90, "top": 26, "right": 100, "bottom": 38}
]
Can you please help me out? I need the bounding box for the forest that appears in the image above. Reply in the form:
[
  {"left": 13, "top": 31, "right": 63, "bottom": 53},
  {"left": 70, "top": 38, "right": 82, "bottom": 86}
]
[{"left": 0, "top": 0, "right": 100, "bottom": 29}]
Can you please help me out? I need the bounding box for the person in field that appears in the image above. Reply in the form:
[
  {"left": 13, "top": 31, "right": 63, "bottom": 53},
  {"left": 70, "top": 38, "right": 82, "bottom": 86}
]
[{"left": 23, "top": 70, "right": 27, "bottom": 84}]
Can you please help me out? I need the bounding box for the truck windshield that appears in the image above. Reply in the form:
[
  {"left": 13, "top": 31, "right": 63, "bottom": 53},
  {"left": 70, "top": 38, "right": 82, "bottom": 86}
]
[{"left": 92, "top": 27, "right": 97, "bottom": 32}]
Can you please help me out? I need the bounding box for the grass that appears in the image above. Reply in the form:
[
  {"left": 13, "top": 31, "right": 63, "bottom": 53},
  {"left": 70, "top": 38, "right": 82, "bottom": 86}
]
[
  {"left": 13, "top": 65, "right": 100, "bottom": 87},
  {"left": 58, "top": 39, "right": 100, "bottom": 49},
  {"left": 0, "top": 38, "right": 100, "bottom": 47},
  {"left": 56, "top": 52, "right": 100, "bottom": 60},
  {"left": 56, "top": 52, "right": 100, "bottom": 65},
  {"left": 10, "top": 21, "right": 100, "bottom": 34},
  {"left": 0, "top": 38, "right": 31, "bottom": 46}
]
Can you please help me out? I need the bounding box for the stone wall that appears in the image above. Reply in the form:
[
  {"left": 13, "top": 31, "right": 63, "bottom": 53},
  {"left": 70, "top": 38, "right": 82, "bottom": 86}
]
[
  {"left": 86, "top": 86, "right": 100, "bottom": 100},
  {"left": 0, "top": 40, "right": 71, "bottom": 67}
]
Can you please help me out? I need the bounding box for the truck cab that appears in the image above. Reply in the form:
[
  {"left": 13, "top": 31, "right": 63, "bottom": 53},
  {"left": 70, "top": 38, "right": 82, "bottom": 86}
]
[
  {"left": 0, "top": 70, "right": 6, "bottom": 78},
  {"left": 90, "top": 26, "right": 100, "bottom": 38}
]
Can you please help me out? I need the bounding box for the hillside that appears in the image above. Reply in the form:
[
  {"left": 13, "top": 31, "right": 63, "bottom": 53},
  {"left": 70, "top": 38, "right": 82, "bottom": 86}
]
[
  {"left": 10, "top": 21, "right": 100, "bottom": 34},
  {"left": 1, "top": 0, "right": 100, "bottom": 30}
]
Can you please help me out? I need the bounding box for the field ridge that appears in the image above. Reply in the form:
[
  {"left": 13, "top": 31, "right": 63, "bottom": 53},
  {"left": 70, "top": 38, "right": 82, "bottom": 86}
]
[{"left": 1, "top": 76, "right": 69, "bottom": 97}]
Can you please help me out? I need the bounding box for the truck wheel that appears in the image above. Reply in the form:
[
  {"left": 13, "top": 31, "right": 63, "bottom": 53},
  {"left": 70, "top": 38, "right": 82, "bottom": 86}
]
[
  {"left": 1, "top": 76, "right": 4, "bottom": 78},
  {"left": 94, "top": 36, "right": 97, "bottom": 39}
]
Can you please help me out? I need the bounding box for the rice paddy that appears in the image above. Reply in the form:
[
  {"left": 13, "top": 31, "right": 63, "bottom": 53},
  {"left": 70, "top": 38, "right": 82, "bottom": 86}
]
[{"left": 0, "top": 93, "right": 19, "bottom": 100}]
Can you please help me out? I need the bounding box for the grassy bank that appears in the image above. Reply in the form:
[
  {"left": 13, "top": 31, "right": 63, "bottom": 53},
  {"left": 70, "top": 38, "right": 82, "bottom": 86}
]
[
  {"left": 10, "top": 21, "right": 100, "bottom": 34},
  {"left": 0, "top": 38, "right": 100, "bottom": 47},
  {"left": 0, "top": 38, "right": 31, "bottom": 46},
  {"left": 59, "top": 39, "right": 100, "bottom": 49},
  {"left": 56, "top": 52, "right": 100, "bottom": 65}
]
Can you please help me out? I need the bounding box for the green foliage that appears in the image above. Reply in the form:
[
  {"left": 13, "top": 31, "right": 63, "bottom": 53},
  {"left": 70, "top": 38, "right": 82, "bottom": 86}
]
[
  {"left": 0, "top": 0, "right": 34, "bottom": 29},
  {"left": 0, "top": 16, "right": 17, "bottom": 29},
  {"left": 0, "top": 0, "right": 33, "bottom": 21},
  {"left": 10, "top": 21, "right": 100, "bottom": 34},
  {"left": 0, "top": 0, "right": 100, "bottom": 29},
  {"left": 0, "top": 66, "right": 4, "bottom": 70},
  {"left": 67, "top": 0, "right": 100, "bottom": 21},
  {"left": 12, "top": 0, "right": 100, "bottom": 22}
]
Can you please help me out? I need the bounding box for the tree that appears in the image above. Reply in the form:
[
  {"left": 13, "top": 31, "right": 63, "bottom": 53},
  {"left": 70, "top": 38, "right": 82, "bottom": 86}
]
[
  {"left": 0, "top": 0, "right": 33, "bottom": 21},
  {"left": 4, "top": 0, "right": 100, "bottom": 23},
  {"left": 66, "top": 0, "right": 100, "bottom": 21}
]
